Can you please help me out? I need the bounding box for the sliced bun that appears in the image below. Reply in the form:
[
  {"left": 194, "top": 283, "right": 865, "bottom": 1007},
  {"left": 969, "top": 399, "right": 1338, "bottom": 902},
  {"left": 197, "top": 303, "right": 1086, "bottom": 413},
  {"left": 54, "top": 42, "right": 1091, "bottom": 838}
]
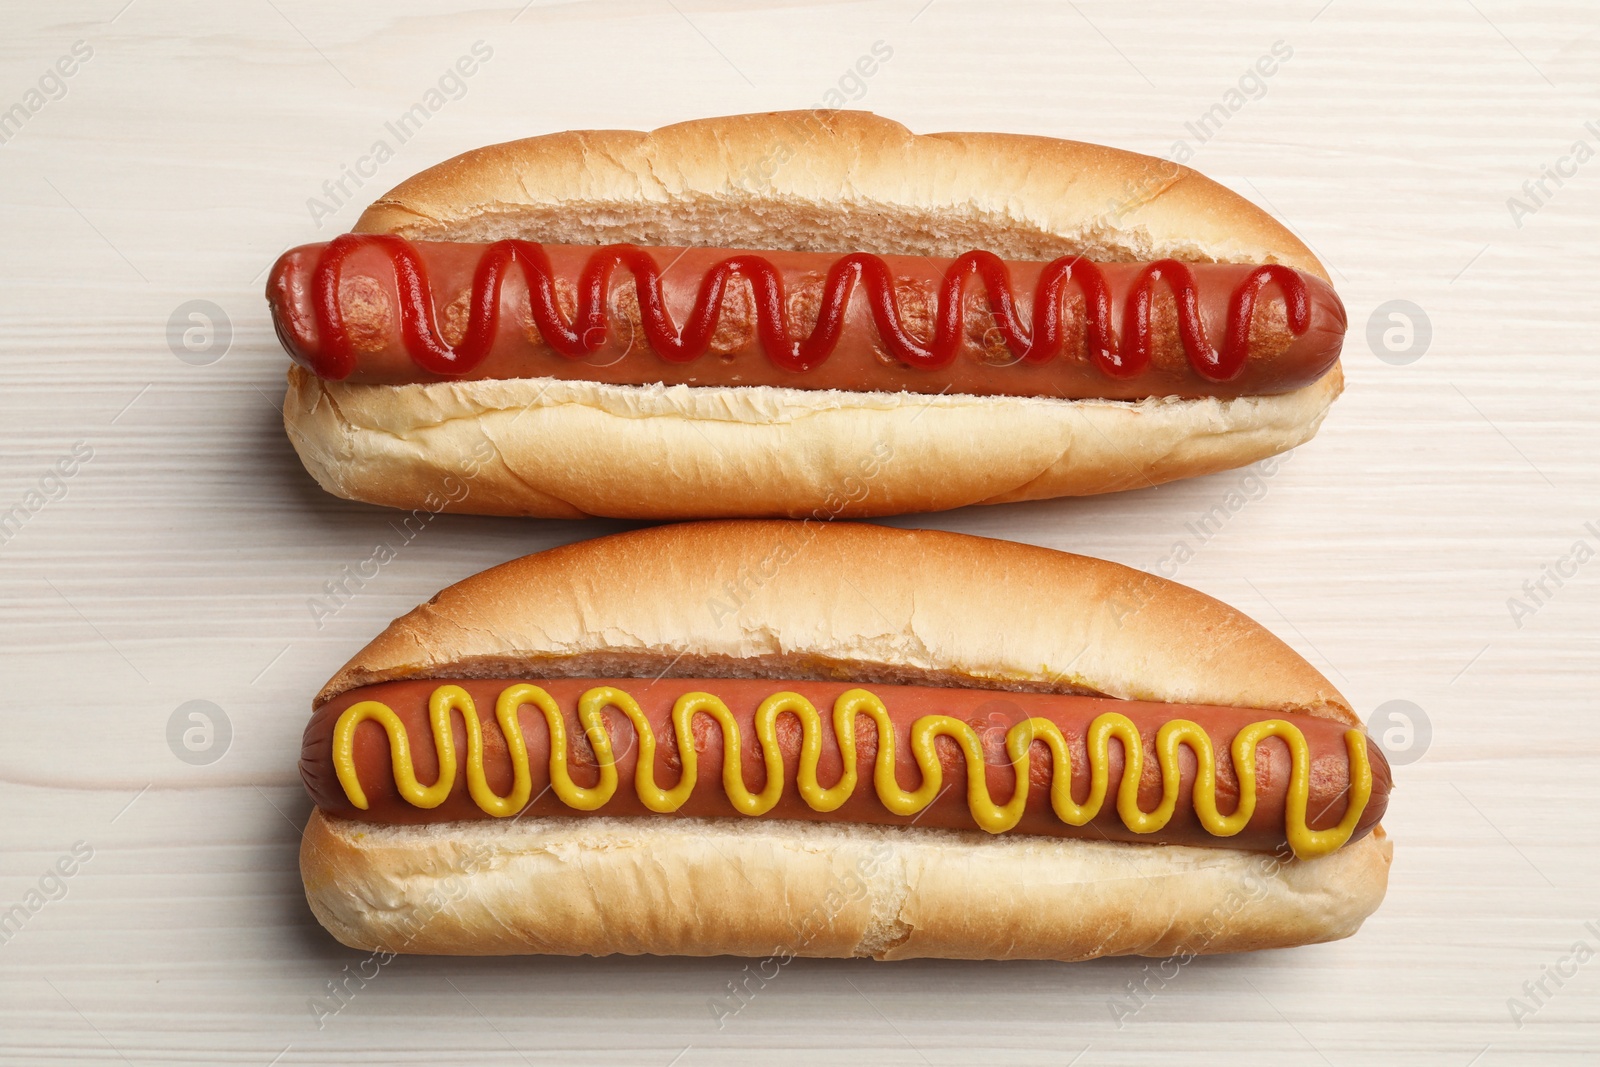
[
  {"left": 302, "top": 810, "right": 1390, "bottom": 961},
  {"left": 317, "top": 520, "right": 1355, "bottom": 723},
  {"left": 302, "top": 522, "right": 1390, "bottom": 959},
  {"left": 283, "top": 363, "right": 1340, "bottom": 521},
  {"left": 282, "top": 111, "right": 1343, "bottom": 520},
  {"left": 354, "top": 110, "right": 1327, "bottom": 275}
]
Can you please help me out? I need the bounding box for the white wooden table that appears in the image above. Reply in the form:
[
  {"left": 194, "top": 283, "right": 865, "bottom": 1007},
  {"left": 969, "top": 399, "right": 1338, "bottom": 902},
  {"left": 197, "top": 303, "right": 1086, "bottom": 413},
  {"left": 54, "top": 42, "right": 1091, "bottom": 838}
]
[{"left": 3, "top": 1, "right": 1596, "bottom": 1063}]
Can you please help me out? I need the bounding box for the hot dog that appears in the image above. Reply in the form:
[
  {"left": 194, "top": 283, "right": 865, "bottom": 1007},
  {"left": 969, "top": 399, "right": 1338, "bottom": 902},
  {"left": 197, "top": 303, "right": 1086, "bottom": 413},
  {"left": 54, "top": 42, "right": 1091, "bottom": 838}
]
[
  {"left": 298, "top": 521, "right": 1393, "bottom": 961},
  {"left": 301, "top": 677, "right": 1389, "bottom": 852},
  {"left": 269, "top": 240, "right": 1345, "bottom": 400},
  {"left": 272, "top": 111, "right": 1348, "bottom": 520}
]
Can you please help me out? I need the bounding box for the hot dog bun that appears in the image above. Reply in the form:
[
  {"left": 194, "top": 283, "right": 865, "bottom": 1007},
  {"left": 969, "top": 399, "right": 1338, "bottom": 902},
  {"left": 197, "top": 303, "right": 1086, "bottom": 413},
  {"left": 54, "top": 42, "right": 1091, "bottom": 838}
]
[
  {"left": 281, "top": 110, "right": 1344, "bottom": 520},
  {"left": 300, "top": 521, "right": 1390, "bottom": 960}
]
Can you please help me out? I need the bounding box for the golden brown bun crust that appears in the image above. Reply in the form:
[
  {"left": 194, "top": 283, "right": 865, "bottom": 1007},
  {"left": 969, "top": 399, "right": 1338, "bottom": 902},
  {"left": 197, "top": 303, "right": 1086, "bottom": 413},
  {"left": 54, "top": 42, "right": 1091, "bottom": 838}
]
[
  {"left": 277, "top": 112, "right": 1342, "bottom": 520},
  {"left": 301, "top": 811, "right": 1391, "bottom": 960},
  {"left": 355, "top": 111, "right": 1328, "bottom": 279},
  {"left": 304, "top": 522, "right": 1385, "bottom": 959},
  {"left": 318, "top": 520, "right": 1356, "bottom": 725}
]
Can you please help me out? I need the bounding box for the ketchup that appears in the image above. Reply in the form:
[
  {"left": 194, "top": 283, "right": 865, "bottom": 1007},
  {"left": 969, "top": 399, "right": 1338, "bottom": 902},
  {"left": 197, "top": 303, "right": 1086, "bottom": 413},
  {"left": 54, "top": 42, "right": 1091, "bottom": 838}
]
[{"left": 296, "top": 235, "right": 1313, "bottom": 385}]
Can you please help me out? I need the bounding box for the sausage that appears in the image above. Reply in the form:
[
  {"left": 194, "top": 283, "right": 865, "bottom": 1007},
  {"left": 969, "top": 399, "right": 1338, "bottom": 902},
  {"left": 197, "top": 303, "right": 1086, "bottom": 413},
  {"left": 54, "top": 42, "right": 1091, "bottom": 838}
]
[
  {"left": 300, "top": 678, "right": 1389, "bottom": 854},
  {"left": 268, "top": 238, "right": 1346, "bottom": 400}
]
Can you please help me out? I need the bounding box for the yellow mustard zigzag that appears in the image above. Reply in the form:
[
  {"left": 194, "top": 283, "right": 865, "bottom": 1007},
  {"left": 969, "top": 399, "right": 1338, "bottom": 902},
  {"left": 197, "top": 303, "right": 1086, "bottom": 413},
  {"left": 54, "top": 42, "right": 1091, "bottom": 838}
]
[{"left": 330, "top": 684, "right": 1371, "bottom": 858}]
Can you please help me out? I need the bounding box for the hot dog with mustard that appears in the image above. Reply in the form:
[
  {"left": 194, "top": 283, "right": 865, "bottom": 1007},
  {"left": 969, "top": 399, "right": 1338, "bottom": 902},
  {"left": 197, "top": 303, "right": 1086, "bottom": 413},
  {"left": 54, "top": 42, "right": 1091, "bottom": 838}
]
[{"left": 298, "top": 521, "right": 1392, "bottom": 961}]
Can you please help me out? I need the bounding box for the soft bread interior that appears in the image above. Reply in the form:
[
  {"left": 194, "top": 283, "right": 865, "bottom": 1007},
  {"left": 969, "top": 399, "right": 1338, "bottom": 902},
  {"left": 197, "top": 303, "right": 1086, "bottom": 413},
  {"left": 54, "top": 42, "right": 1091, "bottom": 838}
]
[{"left": 368, "top": 195, "right": 1226, "bottom": 264}]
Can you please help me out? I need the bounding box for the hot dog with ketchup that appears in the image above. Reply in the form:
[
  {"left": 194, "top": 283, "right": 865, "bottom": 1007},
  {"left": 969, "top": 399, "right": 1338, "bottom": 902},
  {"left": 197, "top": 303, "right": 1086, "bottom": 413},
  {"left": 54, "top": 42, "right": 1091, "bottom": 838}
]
[
  {"left": 270, "top": 241, "right": 1344, "bottom": 399},
  {"left": 270, "top": 112, "right": 1348, "bottom": 520},
  {"left": 299, "top": 521, "right": 1393, "bottom": 961}
]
